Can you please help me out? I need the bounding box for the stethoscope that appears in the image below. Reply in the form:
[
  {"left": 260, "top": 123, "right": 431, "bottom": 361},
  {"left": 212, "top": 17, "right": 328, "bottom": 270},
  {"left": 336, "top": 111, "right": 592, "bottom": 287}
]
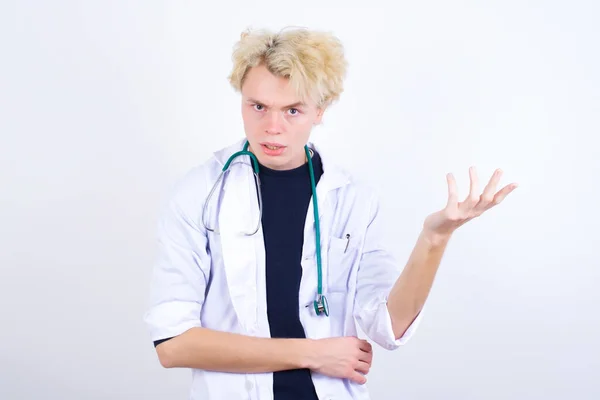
[{"left": 201, "top": 141, "right": 329, "bottom": 317}]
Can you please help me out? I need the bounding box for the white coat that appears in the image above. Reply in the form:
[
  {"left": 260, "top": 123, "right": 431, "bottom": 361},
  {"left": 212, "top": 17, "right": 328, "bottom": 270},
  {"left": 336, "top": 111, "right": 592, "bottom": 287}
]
[{"left": 144, "top": 138, "right": 424, "bottom": 400}]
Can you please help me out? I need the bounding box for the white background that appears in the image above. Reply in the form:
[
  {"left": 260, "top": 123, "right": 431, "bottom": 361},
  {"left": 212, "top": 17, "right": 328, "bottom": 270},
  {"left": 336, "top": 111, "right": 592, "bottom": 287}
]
[{"left": 1, "top": 1, "right": 599, "bottom": 399}]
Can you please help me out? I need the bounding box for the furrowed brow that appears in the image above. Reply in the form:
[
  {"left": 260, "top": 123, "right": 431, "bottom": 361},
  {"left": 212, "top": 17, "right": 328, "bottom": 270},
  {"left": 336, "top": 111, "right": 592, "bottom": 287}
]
[{"left": 246, "top": 97, "right": 305, "bottom": 108}]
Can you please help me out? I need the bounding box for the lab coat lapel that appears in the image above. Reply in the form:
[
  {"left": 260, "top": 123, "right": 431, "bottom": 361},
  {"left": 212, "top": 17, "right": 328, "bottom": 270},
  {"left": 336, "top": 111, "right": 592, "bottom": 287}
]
[{"left": 218, "top": 154, "right": 260, "bottom": 332}]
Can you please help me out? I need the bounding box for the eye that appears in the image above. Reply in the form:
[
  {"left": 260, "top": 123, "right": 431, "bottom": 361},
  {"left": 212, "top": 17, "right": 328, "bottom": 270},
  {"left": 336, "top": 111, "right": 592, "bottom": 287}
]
[
  {"left": 253, "top": 104, "right": 264, "bottom": 111},
  {"left": 288, "top": 108, "right": 300, "bottom": 115}
]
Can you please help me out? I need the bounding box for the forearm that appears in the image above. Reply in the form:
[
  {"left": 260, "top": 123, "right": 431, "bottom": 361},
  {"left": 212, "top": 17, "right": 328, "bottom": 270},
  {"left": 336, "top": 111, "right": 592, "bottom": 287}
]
[
  {"left": 156, "top": 327, "right": 315, "bottom": 372},
  {"left": 387, "top": 229, "right": 451, "bottom": 338}
]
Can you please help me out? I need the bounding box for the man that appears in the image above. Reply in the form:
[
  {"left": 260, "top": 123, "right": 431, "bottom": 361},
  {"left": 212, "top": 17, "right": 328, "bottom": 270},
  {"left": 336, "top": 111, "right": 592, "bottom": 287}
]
[{"left": 144, "top": 27, "right": 517, "bottom": 399}]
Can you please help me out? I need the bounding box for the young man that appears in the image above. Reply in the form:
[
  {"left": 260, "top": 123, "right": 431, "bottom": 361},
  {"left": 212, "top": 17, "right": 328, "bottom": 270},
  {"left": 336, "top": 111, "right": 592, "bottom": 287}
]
[{"left": 144, "top": 27, "right": 517, "bottom": 400}]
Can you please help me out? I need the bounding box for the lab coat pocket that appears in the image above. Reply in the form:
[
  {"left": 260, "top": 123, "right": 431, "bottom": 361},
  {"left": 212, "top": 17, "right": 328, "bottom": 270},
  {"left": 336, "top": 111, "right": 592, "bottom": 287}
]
[{"left": 327, "top": 234, "right": 359, "bottom": 293}]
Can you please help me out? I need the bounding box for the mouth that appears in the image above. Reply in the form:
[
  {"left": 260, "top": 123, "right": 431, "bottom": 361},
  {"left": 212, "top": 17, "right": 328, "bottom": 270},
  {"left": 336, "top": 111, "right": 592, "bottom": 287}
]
[
  {"left": 259, "top": 142, "right": 287, "bottom": 156},
  {"left": 261, "top": 143, "right": 285, "bottom": 150}
]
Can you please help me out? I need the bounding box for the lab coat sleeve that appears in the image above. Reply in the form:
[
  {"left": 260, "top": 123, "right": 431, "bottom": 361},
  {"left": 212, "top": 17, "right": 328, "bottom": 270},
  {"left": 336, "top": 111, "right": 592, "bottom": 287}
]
[
  {"left": 353, "top": 191, "right": 424, "bottom": 350},
  {"left": 143, "top": 167, "right": 211, "bottom": 343}
]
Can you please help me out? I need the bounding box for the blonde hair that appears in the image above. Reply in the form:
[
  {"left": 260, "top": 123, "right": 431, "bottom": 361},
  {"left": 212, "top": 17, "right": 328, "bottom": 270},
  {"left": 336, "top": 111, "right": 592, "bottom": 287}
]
[{"left": 228, "top": 27, "right": 348, "bottom": 108}]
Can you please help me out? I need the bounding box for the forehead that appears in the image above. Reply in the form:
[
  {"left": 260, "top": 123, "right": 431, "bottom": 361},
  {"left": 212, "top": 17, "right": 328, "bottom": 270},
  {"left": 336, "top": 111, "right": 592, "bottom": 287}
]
[{"left": 241, "top": 64, "right": 310, "bottom": 107}]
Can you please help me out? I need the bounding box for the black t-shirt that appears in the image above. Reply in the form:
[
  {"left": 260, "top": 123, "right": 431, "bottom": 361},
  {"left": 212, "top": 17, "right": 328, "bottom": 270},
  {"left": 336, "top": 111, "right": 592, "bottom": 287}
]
[{"left": 259, "top": 150, "right": 323, "bottom": 400}]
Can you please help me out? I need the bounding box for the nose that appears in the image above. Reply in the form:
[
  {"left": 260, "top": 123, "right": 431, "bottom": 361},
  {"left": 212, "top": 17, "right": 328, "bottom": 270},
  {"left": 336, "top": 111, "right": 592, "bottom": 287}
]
[{"left": 265, "top": 110, "right": 285, "bottom": 135}]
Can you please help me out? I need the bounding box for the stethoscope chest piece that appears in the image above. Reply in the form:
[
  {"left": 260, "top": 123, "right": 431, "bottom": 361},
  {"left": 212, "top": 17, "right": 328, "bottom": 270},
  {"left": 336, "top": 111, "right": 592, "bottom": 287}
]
[{"left": 313, "top": 294, "right": 329, "bottom": 317}]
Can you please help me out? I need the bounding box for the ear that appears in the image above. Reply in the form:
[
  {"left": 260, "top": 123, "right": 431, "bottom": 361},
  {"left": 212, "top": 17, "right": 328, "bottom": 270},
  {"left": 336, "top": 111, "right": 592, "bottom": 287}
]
[{"left": 314, "top": 106, "right": 327, "bottom": 125}]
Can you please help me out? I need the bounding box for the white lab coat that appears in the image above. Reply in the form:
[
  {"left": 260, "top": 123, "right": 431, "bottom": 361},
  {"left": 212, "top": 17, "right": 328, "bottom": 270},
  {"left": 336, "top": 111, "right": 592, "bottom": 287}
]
[{"left": 144, "top": 139, "right": 423, "bottom": 400}]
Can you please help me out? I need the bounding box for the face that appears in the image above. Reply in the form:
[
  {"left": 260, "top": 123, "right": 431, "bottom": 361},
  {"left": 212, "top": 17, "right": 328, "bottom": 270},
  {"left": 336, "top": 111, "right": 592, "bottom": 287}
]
[{"left": 240, "top": 64, "right": 325, "bottom": 170}]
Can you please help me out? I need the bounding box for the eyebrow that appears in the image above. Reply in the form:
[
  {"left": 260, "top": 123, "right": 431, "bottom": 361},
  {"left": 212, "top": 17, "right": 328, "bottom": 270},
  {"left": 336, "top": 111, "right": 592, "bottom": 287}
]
[{"left": 246, "top": 97, "right": 306, "bottom": 108}]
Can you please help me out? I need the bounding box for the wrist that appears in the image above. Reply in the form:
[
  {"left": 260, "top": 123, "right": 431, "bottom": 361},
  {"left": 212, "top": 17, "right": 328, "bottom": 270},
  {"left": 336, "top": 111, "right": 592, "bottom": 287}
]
[
  {"left": 420, "top": 228, "right": 452, "bottom": 247},
  {"left": 295, "top": 338, "right": 319, "bottom": 370}
]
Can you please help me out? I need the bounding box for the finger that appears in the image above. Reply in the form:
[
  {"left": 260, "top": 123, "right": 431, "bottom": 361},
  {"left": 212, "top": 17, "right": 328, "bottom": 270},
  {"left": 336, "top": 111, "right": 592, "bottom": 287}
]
[
  {"left": 469, "top": 166, "right": 479, "bottom": 198},
  {"left": 358, "top": 340, "right": 372, "bottom": 353},
  {"left": 349, "top": 371, "right": 367, "bottom": 385},
  {"left": 478, "top": 168, "right": 502, "bottom": 206},
  {"left": 446, "top": 173, "right": 458, "bottom": 208},
  {"left": 355, "top": 361, "right": 371, "bottom": 374},
  {"left": 462, "top": 166, "right": 479, "bottom": 208},
  {"left": 358, "top": 349, "right": 373, "bottom": 364},
  {"left": 492, "top": 183, "right": 518, "bottom": 205}
]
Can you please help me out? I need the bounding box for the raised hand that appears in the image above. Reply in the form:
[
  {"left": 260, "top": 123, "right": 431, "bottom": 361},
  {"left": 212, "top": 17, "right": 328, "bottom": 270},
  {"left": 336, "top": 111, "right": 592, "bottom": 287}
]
[{"left": 423, "top": 167, "right": 518, "bottom": 238}]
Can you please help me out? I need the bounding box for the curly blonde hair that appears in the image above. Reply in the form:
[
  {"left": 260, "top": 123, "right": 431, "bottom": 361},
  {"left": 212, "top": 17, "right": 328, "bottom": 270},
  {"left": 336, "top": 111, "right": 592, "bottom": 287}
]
[{"left": 228, "top": 27, "right": 348, "bottom": 108}]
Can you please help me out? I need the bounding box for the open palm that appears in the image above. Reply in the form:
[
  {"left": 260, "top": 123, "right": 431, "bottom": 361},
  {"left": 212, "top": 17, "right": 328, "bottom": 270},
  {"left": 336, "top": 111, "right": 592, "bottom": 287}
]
[{"left": 423, "top": 167, "right": 518, "bottom": 237}]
